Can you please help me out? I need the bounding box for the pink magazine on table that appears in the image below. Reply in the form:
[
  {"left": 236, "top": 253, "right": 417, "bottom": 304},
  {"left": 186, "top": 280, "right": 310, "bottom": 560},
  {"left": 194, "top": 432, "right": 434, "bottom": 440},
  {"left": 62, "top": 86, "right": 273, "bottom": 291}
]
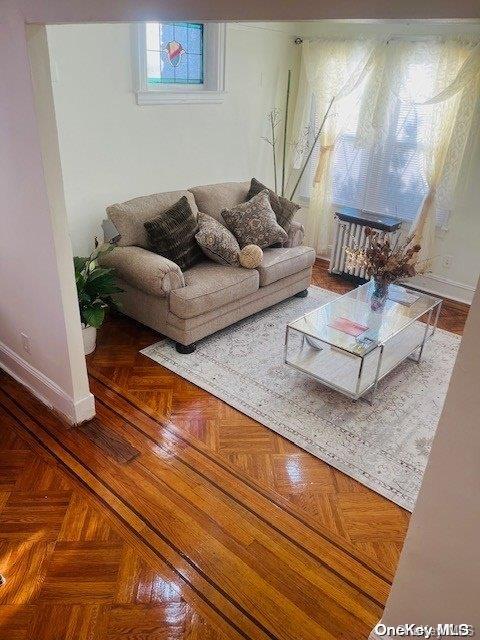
[{"left": 328, "top": 317, "right": 369, "bottom": 337}]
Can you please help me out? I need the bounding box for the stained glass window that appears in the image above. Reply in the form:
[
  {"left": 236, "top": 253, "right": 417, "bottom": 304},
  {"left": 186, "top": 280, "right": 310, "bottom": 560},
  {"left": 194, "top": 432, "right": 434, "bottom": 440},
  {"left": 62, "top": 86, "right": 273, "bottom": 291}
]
[{"left": 146, "top": 22, "right": 204, "bottom": 86}]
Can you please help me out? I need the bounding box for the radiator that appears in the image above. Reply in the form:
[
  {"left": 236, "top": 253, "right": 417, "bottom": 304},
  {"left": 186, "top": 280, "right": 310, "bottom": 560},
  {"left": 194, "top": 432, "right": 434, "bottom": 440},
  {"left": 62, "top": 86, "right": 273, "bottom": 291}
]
[{"left": 329, "top": 208, "right": 403, "bottom": 280}]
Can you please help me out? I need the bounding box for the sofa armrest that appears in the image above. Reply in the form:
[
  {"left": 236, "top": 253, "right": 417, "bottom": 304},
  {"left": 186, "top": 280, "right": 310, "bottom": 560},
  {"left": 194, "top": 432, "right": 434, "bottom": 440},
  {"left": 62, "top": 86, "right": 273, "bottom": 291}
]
[
  {"left": 100, "top": 246, "right": 185, "bottom": 298},
  {"left": 284, "top": 220, "right": 305, "bottom": 248}
]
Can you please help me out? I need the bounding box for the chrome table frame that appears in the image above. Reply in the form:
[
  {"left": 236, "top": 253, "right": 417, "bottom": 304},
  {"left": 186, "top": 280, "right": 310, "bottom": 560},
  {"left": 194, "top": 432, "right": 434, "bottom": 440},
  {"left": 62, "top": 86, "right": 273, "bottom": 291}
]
[{"left": 284, "top": 297, "right": 442, "bottom": 404}]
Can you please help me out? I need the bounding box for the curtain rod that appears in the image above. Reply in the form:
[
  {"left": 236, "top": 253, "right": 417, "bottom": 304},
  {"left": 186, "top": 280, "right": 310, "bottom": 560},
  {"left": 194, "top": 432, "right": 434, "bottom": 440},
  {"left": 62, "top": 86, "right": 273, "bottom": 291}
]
[{"left": 295, "top": 34, "right": 480, "bottom": 45}]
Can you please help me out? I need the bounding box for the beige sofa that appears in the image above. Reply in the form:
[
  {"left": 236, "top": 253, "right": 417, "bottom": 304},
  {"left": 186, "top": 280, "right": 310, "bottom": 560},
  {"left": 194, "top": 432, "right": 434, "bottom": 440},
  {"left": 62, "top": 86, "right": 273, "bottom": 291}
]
[{"left": 102, "top": 181, "right": 315, "bottom": 352}]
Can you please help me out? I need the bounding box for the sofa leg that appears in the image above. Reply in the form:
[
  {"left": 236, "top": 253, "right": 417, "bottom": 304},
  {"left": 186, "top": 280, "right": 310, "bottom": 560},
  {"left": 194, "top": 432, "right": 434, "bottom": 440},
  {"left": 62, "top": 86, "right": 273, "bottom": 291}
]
[
  {"left": 295, "top": 289, "right": 309, "bottom": 298},
  {"left": 175, "top": 342, "right": 197, "bottom": 354}
]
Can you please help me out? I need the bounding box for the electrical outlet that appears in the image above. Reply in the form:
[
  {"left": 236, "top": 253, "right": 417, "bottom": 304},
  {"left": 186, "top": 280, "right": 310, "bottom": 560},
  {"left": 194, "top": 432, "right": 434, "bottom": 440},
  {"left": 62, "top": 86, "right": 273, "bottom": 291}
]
[
  {"left": 20, "top": 333, "right": 31, "bottom": 354},
  {"left": 442, "top": 255, "right": 453, "bottom": 269}
]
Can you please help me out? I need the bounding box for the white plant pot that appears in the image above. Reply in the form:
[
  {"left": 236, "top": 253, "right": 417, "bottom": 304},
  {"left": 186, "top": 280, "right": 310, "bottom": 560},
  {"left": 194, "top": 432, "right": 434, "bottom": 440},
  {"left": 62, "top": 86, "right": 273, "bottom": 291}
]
[{"left": 82, "top": 324, "right": 97, "bottom": 355}]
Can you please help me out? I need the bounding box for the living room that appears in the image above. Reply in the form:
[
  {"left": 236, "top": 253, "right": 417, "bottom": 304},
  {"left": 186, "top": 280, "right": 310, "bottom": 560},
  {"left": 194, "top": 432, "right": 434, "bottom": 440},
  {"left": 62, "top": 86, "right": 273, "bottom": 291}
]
[
  {"left": 0, "top": 7, "right": 479, "bottom": 639},
  {"left": 38, "top": 20, "right": 480, "bottom": 303}
]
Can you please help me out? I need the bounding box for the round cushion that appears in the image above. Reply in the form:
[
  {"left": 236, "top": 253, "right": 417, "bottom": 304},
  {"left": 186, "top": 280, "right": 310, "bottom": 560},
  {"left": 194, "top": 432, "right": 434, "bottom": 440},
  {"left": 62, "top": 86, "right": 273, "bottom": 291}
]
[{"left": 239, "top": 244, "right": 263, "bottom": 269}]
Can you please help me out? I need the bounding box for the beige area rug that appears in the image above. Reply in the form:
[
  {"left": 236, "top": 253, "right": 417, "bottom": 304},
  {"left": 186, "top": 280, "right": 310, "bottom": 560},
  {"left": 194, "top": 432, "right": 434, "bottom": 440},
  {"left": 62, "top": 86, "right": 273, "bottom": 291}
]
[{"left": 141, "top": 285, "right": 460, "bottom": 511}]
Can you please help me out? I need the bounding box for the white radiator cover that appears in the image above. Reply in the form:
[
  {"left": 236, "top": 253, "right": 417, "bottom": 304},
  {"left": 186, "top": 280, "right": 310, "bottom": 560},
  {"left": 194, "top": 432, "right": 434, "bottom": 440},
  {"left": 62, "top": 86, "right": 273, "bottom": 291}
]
[{"left": 329, "top": 215, "right": 403, "bottom": 279}]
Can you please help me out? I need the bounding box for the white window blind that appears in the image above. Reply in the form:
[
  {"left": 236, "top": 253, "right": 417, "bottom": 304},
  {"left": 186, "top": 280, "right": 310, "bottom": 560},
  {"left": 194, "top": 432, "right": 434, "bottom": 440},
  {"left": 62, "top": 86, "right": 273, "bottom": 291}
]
[
  {"left": 331, "top": 101, "right": 449, "bottom": 227},
  {"left": 303, "top": 50, "right": 452, "bottom": 228}
]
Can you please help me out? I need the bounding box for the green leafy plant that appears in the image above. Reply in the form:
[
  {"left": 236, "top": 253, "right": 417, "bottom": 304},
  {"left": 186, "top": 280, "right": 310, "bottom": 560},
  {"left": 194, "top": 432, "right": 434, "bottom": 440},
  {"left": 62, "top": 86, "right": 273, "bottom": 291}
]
[{"left": 74, "top": 239, "right": 123, "bottom": 328}]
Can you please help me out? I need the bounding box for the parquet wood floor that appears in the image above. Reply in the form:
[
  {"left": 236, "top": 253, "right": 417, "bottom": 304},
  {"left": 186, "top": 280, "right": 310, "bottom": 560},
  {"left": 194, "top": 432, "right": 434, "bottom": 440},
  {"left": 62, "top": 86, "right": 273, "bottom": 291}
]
[
  {"left": 0, "top": 420, "right": 223, "bottom": 640},
  {"left": 0, "top": 260, "right": 469, "bottom": 639}
]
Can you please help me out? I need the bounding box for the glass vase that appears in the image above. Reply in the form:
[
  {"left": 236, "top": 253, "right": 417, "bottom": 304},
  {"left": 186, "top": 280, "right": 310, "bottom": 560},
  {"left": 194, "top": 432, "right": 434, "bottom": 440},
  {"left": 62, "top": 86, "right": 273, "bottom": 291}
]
[{"left": 371, "top": 279, "right": 389, "bottom": 312}]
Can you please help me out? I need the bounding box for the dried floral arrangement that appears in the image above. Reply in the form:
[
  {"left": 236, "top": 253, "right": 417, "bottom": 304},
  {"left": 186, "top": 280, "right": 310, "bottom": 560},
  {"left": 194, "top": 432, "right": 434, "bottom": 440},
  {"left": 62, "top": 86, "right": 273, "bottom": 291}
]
[{"left": 345, "top": 227, "right": 426, "bottom": 287}]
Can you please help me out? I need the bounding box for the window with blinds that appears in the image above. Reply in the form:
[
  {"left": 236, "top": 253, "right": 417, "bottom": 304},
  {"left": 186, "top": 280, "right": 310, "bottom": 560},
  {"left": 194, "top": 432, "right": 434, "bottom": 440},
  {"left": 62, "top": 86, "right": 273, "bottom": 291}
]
[
  {"left": 302, "top": 60, "right": 450, "bottom": 228},
  {"left": 331, "top": 102, "right": 449, "bottom": 227}
]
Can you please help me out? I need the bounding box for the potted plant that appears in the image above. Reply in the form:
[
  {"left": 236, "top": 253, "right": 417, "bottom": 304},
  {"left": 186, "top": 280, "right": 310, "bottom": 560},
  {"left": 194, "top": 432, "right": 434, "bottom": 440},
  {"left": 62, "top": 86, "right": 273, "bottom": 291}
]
[{"left": 74, "top": 240, "right": 123, "bottom": 354}]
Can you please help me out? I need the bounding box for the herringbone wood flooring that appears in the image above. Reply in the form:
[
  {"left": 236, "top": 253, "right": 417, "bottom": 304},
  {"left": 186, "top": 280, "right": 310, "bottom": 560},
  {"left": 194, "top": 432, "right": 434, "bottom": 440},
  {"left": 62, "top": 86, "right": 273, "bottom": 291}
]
[{"left": 0, "top": 260, "right": 468, "bottom": 639}]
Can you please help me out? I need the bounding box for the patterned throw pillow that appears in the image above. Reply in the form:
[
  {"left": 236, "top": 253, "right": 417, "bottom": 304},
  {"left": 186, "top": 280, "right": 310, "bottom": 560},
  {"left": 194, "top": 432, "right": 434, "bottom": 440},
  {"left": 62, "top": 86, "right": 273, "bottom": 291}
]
[
  {"left": 144, "top": 196, "right": 203, "bottom": 271},
  {"left": 195, "top": 212, "right": 241, "bottom": 266},
  {"left": 221, "top": 190, "right": 288, "bottom": 249},
  {"left": 246, "top": 177, "right": 300, "bottom": 231}
]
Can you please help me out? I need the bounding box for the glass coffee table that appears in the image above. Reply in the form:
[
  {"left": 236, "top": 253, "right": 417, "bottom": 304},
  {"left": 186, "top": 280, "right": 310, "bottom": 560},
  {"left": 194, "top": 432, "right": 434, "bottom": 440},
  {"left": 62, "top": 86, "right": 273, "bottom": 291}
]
[{"left": 284, "top": 281, "right": 442, "bottom": 403}]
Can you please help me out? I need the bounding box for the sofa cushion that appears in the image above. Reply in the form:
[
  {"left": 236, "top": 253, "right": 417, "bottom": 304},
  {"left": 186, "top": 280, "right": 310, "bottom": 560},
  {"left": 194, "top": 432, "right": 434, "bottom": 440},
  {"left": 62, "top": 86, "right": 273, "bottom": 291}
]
[
  {"left": 189, "top": 181, "right": 250, "bottom": 223},
  {"left": 144, "top": 196, "right": 203, "bottom": 271},
  {"left": 195, "top": 212, "right": 241, "bottom": 266},
  {"left": 221, "top": 190, "right": 288, "bottom": 249},
  {"left": 107, "top": 190, "right": 198, "bottom": 249},
  {"left": 169, "top": 261, "right": 259, "bottom": 319},
  {"left": 257, "top": 246, "right": 316, "bottom": 287},
  {"left": 247, "top": 178, "right": 300, "bottom": 231}
]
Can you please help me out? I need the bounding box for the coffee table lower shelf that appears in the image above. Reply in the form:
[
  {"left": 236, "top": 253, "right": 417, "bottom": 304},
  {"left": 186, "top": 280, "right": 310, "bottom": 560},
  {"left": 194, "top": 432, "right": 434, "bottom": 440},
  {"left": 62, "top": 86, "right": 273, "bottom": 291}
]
[{"left": 285, "top": 321, "right": 434, "bottom": 402}]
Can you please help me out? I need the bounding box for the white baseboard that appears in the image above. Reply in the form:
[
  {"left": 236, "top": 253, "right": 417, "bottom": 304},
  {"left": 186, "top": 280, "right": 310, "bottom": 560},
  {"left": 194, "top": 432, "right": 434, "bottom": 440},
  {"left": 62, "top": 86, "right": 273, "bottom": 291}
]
[
  {"left": 409, "top": 273, "right": 475, "bottom": 305},
  {"left": 0, "top": 340, "right": 95, "bottom": 425},
  {"left": 73, "top": 391, "right": 97, "bottom": 424}
]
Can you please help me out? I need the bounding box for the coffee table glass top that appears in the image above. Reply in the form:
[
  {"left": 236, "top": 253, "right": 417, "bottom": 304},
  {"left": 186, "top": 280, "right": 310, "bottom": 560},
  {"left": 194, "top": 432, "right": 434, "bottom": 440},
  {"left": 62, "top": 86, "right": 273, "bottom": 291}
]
[{"left": 288, "top": 281, "right": 441, "bottom": 357}]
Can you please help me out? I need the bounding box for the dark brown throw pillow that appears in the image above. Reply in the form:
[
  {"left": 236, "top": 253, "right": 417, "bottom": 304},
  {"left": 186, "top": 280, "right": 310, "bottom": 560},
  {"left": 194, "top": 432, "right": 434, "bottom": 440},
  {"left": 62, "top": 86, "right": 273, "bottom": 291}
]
[
  {"left": 246, "top": 177, "right": 300, "bottom": 232},
  {"left": 144, "top": 196, "right": 203, "bottom": 271}
]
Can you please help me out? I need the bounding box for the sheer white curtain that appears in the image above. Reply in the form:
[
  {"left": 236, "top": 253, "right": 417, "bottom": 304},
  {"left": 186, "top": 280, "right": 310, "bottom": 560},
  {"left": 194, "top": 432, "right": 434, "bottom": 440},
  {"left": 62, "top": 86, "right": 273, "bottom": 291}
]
[
  {"left": 409, "top": 42, "right": 480, "bottom": 263},
  {"left": 290, "top": 39, "right": 379, "bottom": 255},
  {"left": 292, "top": 37, "right": 480, "bottom": 260}
]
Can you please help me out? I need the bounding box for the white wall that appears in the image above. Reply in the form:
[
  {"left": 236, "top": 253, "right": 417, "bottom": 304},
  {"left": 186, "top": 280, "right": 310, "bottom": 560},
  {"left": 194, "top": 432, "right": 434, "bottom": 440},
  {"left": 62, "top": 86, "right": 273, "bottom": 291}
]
[
  {"left": 0, "top": 8, "right": 94, "bottom": 424},
  {"left": 46, "top": 22, "right": 299, "bottom": 256},
  {"left": 373, "top": 283, "right": 480, "bottom": 636},
  {"left": 298, "top": 20, "right": 480, "bottom": 304}
]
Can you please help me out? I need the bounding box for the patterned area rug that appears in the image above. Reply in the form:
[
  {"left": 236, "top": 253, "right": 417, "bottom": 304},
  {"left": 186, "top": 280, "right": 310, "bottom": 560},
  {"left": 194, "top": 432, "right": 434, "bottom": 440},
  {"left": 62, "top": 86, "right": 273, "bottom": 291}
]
[{"left": 141, "top": 285, "right": 460, "bottom": 511}]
